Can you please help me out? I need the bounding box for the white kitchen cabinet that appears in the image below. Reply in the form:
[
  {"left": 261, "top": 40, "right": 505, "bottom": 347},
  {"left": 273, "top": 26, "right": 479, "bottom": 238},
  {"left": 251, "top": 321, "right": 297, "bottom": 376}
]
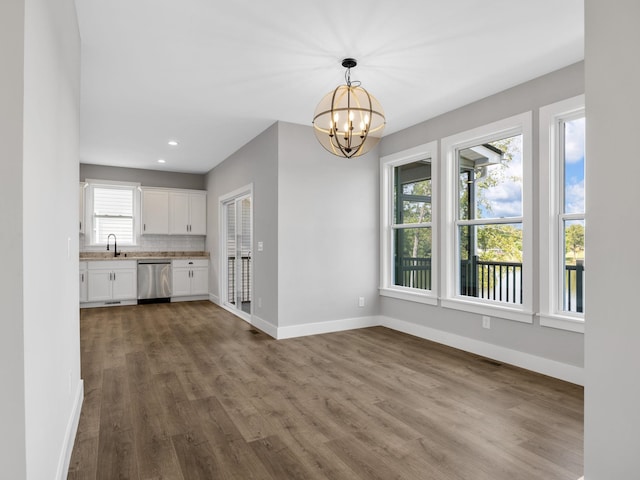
[
  {"left": 79, "top": 182, "right": 86, "bottom": 234},
  {"left": 141, "top": 188, "right": 169, "bottom": 234},
  {"left": 79, "top": 262, "right": 88, "bottom": 303},
  {"left": 190, "top": 266, "right": 209, "bottom": 295},
  {"left": 188, "top": 193, "right": 207, "bottom": 235},
  {"left": 169, "top": 191, "right": 207, "bottom": 235},
  {"left": 87, "top": 260, "right": 137, "bottom": 302},
  {"left": 172, "top": 259, "right": 209, "bottom": 298}
]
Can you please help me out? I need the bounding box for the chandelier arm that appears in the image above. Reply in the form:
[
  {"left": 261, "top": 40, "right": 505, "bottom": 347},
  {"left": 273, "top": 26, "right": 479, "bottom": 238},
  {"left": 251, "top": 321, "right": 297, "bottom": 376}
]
[{"left": 329, "top": 86, "right": 352, "bottom": 158}]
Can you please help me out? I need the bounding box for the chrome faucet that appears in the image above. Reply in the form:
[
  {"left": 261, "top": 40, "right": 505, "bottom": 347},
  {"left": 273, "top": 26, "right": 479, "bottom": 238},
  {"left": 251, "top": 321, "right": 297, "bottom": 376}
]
[{"left": 106, "top": 234, "right": 120, "bottom": 257}]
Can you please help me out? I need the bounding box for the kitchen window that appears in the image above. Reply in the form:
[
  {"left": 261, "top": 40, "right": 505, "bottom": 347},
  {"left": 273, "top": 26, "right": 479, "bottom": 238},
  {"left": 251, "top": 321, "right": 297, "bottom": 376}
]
[{"left": 86, "top": 180, "right": 139, "bottom": 246}]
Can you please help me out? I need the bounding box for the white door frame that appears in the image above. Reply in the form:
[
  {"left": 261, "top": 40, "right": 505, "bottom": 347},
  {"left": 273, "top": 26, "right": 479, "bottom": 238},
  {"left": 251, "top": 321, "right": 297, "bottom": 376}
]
[{"left": 219, "top": 183, "right": 253, "bottom": 323}]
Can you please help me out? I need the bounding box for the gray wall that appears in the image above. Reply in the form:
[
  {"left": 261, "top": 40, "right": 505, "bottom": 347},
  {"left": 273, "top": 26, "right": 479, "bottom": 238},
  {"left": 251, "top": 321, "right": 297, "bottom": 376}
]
[
  {"left": 80, "top": 163, "right": 206, "bottom": 189},
  {"left": 206, "top": 123, "right": 279, "bottom": 327},
  {"left": 379, "top": 62, "right": 585, "bottom": 368},
  {"left": 277, "top": 122, "right": 380, "bottom": 327},
  {"left": 1, "top": 0, "right": 82, "bottom": 477},
  {"left": 584, "top": 1, "right": 640, "bottom": 477}
]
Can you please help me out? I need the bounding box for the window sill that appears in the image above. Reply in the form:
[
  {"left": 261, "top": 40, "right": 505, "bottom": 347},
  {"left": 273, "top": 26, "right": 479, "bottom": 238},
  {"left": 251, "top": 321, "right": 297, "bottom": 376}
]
[
  {"left": 441, "top": 297, "right": 533, "bottom": 324},
  {"left": 379, "top": 287, "right": 438, "bottom": 306},
  {"left": 538, "top": 313, "right": 584, "bottom": 333}
]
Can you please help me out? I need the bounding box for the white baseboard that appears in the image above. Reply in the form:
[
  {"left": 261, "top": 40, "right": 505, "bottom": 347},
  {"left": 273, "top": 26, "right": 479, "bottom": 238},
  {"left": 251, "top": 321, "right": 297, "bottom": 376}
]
[
  {"left": 209, "top": 293, "right": 220, "bottom": 305},
  {"left": 170, "top": 295, "right": 209, "bottom": 303},
  {"left": 80, "top": 299, "right": 137, "bottom": 309},
  {"left": 276, "top": 316, "right": 379, "bottom": 340},
  {"left": 251, "top": 315, "right": 278, "bottom": 338},
  {"left": 57, "top": 379, "right": 84, "bottom": 480},
  {"left": 379, "top": 316, "right": 584, "bottom": 385}
]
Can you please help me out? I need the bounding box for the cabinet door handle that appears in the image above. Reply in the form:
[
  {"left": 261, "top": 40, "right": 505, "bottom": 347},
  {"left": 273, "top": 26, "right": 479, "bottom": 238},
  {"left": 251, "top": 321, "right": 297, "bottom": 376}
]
[
  {"left": 113, "top": 272, "right": 116, "bottom": 281},
  {"left": 143, "top": 223, "right": 146, "bottom": 231}
]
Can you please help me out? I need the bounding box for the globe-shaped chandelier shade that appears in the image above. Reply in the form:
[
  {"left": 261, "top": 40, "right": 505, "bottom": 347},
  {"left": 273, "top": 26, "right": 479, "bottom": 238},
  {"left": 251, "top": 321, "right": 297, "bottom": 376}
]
[{"left": 313, "top": 84, "right": 385, "bottom": 158}]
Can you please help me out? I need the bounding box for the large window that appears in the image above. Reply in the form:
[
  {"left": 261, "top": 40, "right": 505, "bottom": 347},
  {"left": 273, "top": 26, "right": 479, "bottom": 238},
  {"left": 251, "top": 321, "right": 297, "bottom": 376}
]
[
  {"left": 442, "top": 113, "right": 533, "bottom": 322},
  {"left": 86, "top": 181, "right": 139, "bottom": 246},
  {"left": 539, "top": 95, "right": 585, "bottom": 332},
  {"left": 380, "top": 142, "right": 438, "bottom": 305},
  {"left": 458, "top": 136, "right": 523, "bottom": 304}
]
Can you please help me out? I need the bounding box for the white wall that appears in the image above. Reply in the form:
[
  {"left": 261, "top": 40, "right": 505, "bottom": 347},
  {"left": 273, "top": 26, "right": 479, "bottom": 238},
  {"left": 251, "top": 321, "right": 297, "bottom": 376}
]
[
  {"left": 378, "top": 63, "right": 585, "bottom": 378},
  {"left": 0, "top": 0, "right": 27, "bottom": 477},
  {"left": 584, "top": 0, "right": 640, "bottom": 477},
  {"left": 206, "top": 123, "right": 279, "bottom": 326},
  {"left": 0, "top": 0, "right": 82, "bottom": 478},
  {"left": 277, "top": 122, "right": 380, "bottom": 329}
]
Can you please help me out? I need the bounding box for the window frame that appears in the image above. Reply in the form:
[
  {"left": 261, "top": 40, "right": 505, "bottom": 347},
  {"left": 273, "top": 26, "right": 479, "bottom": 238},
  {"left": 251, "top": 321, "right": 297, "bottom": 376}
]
[
  {"left": 380, "top": 141, "right": 438, "bottom": 305},
  {"left": 539, "top": 95, "right": 586, "bottom": 333},
  {"left": 441, "top": 112, "right": 533, "bottom": 323},
  {"left": 85, "top": 179, "right": 141, "bottom": 247}
]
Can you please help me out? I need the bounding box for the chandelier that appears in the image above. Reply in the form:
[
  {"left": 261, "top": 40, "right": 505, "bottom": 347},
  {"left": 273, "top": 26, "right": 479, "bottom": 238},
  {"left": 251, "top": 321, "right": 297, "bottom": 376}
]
[{"left": 312, "top": 58, "right": 385, "bottom": 158}]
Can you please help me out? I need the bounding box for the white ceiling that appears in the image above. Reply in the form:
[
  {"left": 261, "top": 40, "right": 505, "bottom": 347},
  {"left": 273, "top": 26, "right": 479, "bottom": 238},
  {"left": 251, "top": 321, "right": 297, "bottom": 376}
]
[{"left": 75, "top": 0, "right": 584, "bottom": 174}]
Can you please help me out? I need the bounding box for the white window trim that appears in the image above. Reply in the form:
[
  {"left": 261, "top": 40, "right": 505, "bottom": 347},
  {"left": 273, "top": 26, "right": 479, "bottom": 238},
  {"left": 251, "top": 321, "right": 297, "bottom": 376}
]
[
  {"left": 380, "top": 141, "right": 438, "bottom": 305},
  {"left": 441, "top": 112, "right": 534, "bottom": 324},
  {"left": 85, "top": 179, "right": 141, "bottom": 247},
  {"left": 539, "top": 95, "right": 585, "bottom": 333}
]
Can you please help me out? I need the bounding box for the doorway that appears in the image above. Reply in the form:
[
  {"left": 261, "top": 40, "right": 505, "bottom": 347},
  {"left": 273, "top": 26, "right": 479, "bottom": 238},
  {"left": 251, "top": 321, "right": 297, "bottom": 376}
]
[{"left": 221, "top": 187, "right": 252, "bottom": 320}]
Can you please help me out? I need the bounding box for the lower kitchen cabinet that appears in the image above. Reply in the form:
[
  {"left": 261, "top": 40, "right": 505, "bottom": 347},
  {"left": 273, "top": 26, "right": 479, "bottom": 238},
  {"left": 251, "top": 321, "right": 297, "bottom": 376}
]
[
  {"left": 172, "top": 259, "right": 209, "bottom": 298},
  {"left": 87, "top": 260, "right": 137, "bottom": 303}
]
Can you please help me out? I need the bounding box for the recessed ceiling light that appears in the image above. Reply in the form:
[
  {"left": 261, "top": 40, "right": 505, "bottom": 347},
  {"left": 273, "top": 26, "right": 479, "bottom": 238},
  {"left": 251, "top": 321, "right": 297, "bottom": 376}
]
[
  {"left": 168, "top": 140, "right": 179, "bottom": 146},
  {"left": 157, "top": 159, "right": 166, "bottom": 164}
]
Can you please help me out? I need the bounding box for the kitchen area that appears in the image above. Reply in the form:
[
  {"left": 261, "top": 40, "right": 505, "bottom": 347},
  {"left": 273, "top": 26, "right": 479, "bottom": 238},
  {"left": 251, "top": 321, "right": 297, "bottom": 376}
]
[{"left": 78, "top": 164, "right": 210, "bottom": 308}]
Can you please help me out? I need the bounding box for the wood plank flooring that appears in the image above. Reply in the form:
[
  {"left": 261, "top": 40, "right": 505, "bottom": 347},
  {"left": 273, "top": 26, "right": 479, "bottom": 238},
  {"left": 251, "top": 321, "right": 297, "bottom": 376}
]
[{"left": 67, "top": 301, "right": 583, "bottom": 479}]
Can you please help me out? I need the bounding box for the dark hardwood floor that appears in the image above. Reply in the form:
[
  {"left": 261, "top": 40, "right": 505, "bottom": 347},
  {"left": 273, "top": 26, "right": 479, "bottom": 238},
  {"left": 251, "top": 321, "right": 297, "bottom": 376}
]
[{"left": 67, "top": 301, "right": 583, "bottom": 480}]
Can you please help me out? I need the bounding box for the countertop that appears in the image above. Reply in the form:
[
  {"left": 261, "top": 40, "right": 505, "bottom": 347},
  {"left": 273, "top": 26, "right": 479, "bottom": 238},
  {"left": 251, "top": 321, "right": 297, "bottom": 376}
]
[{"left": 80, "top": 251, "right": 209, "bottom": 261}]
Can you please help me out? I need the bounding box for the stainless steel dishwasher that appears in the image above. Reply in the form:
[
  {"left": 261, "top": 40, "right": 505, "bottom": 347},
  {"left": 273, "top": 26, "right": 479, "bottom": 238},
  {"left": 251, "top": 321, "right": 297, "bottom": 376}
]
[{"left": 137, "top": 259, "right": 172, "bottom": 303}]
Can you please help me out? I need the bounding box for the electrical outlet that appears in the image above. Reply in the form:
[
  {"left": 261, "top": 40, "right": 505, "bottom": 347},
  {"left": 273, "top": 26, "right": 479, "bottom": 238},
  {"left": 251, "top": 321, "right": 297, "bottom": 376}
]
[
  {"left": 257, "top": 241, "right": 264, "bottom": 252},
  {"left": 358, "top": 297, "right": 365, "bottom": 307},
  {"left": 482, "top": 316, "right": 491, "bottom": 329}
]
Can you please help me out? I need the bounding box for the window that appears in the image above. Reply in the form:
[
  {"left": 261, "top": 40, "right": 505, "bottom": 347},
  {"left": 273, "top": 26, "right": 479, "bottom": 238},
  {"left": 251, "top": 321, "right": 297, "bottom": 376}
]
[
  {"left": 539, "top": 95, "right": 585, "bottom": 332},
  {"left": 86, "top": 181, "right": 139, "bottom": 245},
  {"left": 380, "top": 141, "right": 438, "bottom": 305},
  {"left": 442, "top": 113, "right": 533, "bottom": 323}
]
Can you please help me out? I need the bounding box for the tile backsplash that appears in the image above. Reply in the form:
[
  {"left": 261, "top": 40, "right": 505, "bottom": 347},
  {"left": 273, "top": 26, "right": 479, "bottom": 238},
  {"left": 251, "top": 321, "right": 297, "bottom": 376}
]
[{"left": 80, "top": 234, "right": 205, "bottom": 253}]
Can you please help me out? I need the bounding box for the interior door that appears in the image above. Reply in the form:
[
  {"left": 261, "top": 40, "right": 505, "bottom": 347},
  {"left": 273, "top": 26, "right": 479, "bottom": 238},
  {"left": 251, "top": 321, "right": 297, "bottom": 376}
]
[{"left": 223, "top": 193, "right": 252, "bottom": 318}]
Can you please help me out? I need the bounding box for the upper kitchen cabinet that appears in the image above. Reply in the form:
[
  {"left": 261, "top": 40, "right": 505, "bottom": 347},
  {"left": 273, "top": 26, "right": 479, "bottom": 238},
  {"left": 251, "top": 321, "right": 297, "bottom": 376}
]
[
  {"left": 169, "top": 191, "right": 207, "bottom": 235},
  {"left": 141, "top": 187, "right": 169, "bottom": 234}
]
